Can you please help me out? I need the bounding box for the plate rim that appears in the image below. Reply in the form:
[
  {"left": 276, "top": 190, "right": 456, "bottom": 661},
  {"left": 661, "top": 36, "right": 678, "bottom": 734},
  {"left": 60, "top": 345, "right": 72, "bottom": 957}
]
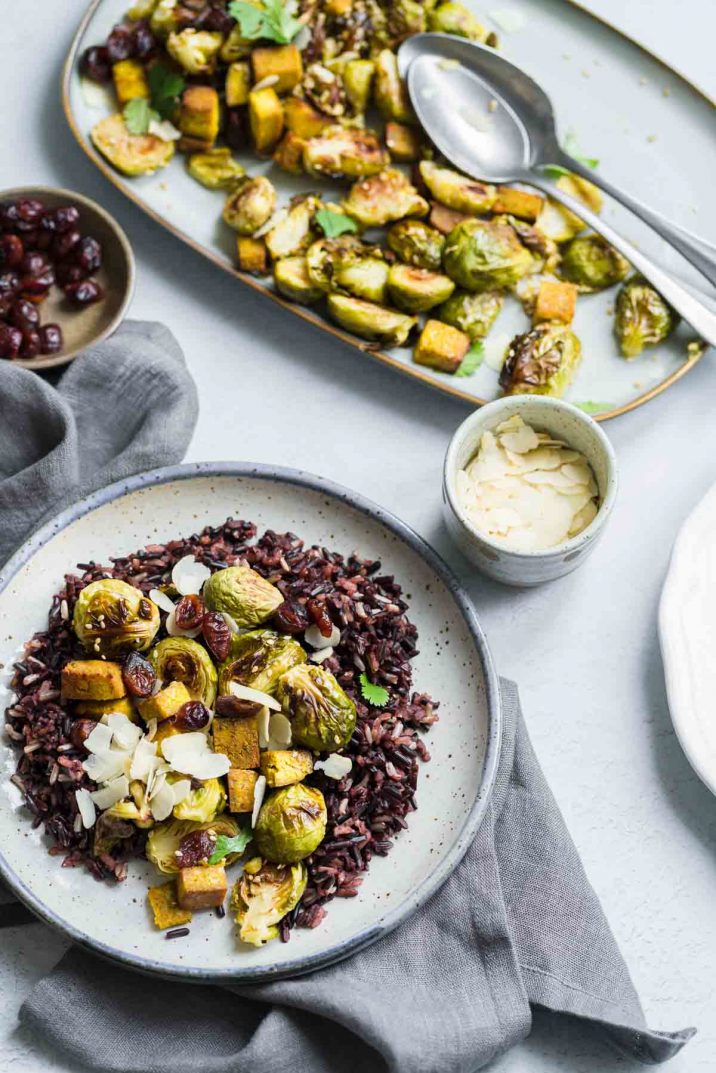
[
  {"left": 0, "top": 461, "right": 502, "bottom": 983},
  {"left": 60, "top": 0, "right": 712, "bottom": 423}
]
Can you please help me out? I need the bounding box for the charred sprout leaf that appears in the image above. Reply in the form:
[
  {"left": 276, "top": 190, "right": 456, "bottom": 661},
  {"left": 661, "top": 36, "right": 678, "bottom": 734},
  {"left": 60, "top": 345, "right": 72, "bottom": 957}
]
[
  {"left": 455, "top": 341, "right": 485, "bottom": 377},
  {"left": 254, "top": 783, "right": 327, "bottom": 863},
  {"left": 358, "top": 672, "right": 389, "bottom": 707},
  {"left": 73, "top": 579, "right": 160, "bottom": 658},
  {"left": 278, "top": 663, "right": 357, "bottom": 751},
  {"left": 229, "top": 0, "right": 303, "bottom": 45},
  {"left": 614, "top": 275, "right": 677, "bottom": 358},
  {"left": 563, "top": 130, "right": 599, "bottom": 170},
  {"left": 231, "top": 858, "right": 307, "bottom": 945},
  {"left": 208, "top": 828, "right": 253, "bottom": 864},
  {"left": 315, "top": 208, "right": 358, "bottom": 239},
  {"left": 123, "top": 98, "right": 158, "bottom": 135},
  {"left": 147, "top": 61, "right": 186, "bottom": 119},
  {"left": 542, "top": 164, "right": 571, "bottom": 179}
]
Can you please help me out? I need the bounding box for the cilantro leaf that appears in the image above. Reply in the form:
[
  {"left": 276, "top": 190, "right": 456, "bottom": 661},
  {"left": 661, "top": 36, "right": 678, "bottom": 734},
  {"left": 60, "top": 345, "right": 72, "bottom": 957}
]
[
  {"left": 455, "top": 341, "right": 484, "bottom": 378},
  {"left": 315, "top": 208, "right": 358, "bottom": 239},
  {"left": 123, "top": 98, "right": 157, "bottom": 135},
  {"left": 574, "top": 401, "right": 612, "bottom": 415},
  {"left": 359, "top": 672, "right": 390, "bottom": 708},
  {"left": 542, "top": 164, "right": 571, "bottom": 179},
  {"left": 229, "top": 0, "right": 266, "bottom": 38},
  {"left": 208, "top": 828, "right": 252, "bottom": 865},
  {"left": 147, "top": 63, "right": 186, "bottom": 120},
  {"left": 563, "top": 129, "right": 599, "bottom": 170},
  {"left": 228, "top": 0, "right": 303, "bottom": 44}
]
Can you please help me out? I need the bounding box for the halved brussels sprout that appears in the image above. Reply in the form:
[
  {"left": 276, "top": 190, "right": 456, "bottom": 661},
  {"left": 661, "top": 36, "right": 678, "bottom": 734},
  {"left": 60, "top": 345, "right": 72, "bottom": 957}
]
[
  {"left": 343, "top": 58, "right": 375, "bottom": 115},
  {"left": 231, "top": 857, "right": 307, "bottom": 946},
  {"left": 331, "top": 248, "right": 390, "bottom": 304},
  {"left": 91, "top": 115, "right": 174, "bottom": 177},
  {"left": 150, "top": 0, "right": 179, "bottom": 37},
  {"left": 73, "top": 579, "right": 160, "bottom": 658},
  {"left": 173, "top": 778, "right": 226, "bottom": 823},
  {"left": 223, "top": 177, "right": 277, "bottom": 235},
  {"left": 427, "top": 1, "right": 488, "bottom": 40},
  {"left": 204, "top": 565, "right": 283, "bottom": 627},
  {"left": 149, "top": 637, "right": 218, "bottom": 708},
  {"left": 128, "top": 0, "right": 160, "bottom": 18},
  {"left": 277, "top": 663, "right": 356, "bottom": 752},
  {"left": 303, "top": 126, "right": 389, "bottom": 179},
  {"left": 166, "top": 29, "right": 223, "bottom": 74},
  {"left": 187, "top": 148, "right": 246, "bottom": 190},
  {"left": 274, "top": 257, "right": 324, "bottom": 304},
  {"left": 387, "top": 220, "right": 445, "bottom": 271},
  {"left": 384, "top": 0, "right": 427, "bottom": 45},
  {"left": 505, "top": 215, "right": 559, "bottom": 275},
  {"left": 559, "top": 234, "right": 630, "bottom": 292},
  {"left": 342, "top": 168, "right": 428, "bottom": 228},
  {"left": 220, "top": 20, "right": 255, "bottom": 63},
  {"left": 373, "top": 49, "right": 413, "bottom": 123},
  {"left": 499, "top": 323, "right": 582, "bottom": 397},
  {"left": 443, "top": 218, "right": 535, "bottom": 292},
  {"left": 614, "top": 276, "right": 677, "bottom": 358},
  {"left": 92, "top": 812, "right": 137, "bottom": 858},
  {"left": 436, "top": 289, "right": 503, "bottom": 339},
  {"left": 218, "top": 630, "right": 306, "bottom": 697},
  {"left": 327, "top": 294, "right": 417, "bottom": 346},
  {"left": 264, "top": 196, "right": 320, "bottom": 261},
  {"left": 387, "top": 264, "right": 455, "bottom": 313},
  {"left": 146, "top": 815, "right": 241, "bottom": 874},
  {"left": 254, "top": 783, "right": 327, "bottom": 863},
  {"left": 419, "top": 161, "right": 496, "bottom": 215}
]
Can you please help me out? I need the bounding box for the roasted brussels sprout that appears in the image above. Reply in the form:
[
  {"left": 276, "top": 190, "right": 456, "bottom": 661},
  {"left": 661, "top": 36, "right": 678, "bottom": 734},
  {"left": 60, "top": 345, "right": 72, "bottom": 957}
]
[
  {"left": 146, "top": 814, "right": 242, "bottom": 873},
  {"left": 150, "top": 0, "right": 180, "bottom": 37},
  {"left": 330, "top": 247, "right": 391, "bottom": 304},
  {"left": 535, "top": 173, "right": 603, "bottom": 245},
  {"left": 93, "top": 812, "right": 137, "bottom": 858},
  {"left": 373, "top": 49, "right": 413, "bottom": 123},
  {"left": 499, "top": 323, "right": 582, "bottom": 397},
  {"left": 327, "top": 294, "right": 417, "bottom": 346},
  {"left": 173, "top": 778, "right": 227, "bottom": 823},
  {"left": 218, "top": 629, "right": 307, "bottom": 696},
  {"left": 436, "top": 289, "right": 503, "bottom": 339},
  {"left": 91, "top": 115, "right": 175, "bottom": 177},
  {"left": 343, "top": 58, "right": 375, "bottom": 115},
  {"left": 305, "top": 236, "right": 363, "bottom": 292},
  {"left": 614, "top": 276, "right": 677, "bottom": 358},
  {"left": 342, "top": 168, "right": 428, "bottom": 228},
  {"left": 559, "top": 234, "right": 630, "bottom": 292},
  {"left": 128, "top": 0, "right": 160, "bottom": 18},
  {"left": 419, "top": 161, "right": 496, "bottom": 215},
  {"left": 387, "top": 264, "right": 455, "bottom": 313},
  {"left": 231, "top": 858, "right": 307, "bottom": 946},
  {"left": 264, "top": 196, "right": 320, "bottom": 261},
  {"left": 274, "top": 256, "right": 324, "bottom": 304},
  {"left": 166, "top": 29, "right": 222, "bottom": 74},
  {"left": 427, "top": 1, "right": 488, "bottom": 40},
  {"left": 187, "top": 149, "right": 246, "bottom": 190},
  {"left": 222, "top": 177, "right": 276, "bottom": 235},
  {"left": 254, "top": 783, "right": 328, "bottom": 863},
  {"left": 277, "top": 663, "right": 356, "bottom": 752},
  {"left": 149, "top": 637, "right": 218, "bottom": 708},
  {"left": 504, "top": 215, "right": 558, "bottom": 275},
  {"left": 443, "top": 218, "right": 535, "bottom": 292},
  {"left": 387, "top": 220, "right": 445, "bottom": 270},
  {"left": 73, "top": 579, "right": 160, "bottom": 658},
  {"left": 220, "top": 21, "right": 255, "bottom": 63},
  {"left": 204, "top": 565, "right": 283, "bottom": 627},
  {"left": 303, "top": 126, "right": 389, "bottom": 179}
]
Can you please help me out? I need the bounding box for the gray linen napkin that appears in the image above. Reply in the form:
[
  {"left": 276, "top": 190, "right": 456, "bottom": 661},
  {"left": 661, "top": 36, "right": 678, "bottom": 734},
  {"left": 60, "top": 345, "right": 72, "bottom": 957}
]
[
  {"left": 0, "top": 320, "right": 197, "bottom": 566},
  {"left": 18, "top": 680, "right": 694, "bottom": 1072}
]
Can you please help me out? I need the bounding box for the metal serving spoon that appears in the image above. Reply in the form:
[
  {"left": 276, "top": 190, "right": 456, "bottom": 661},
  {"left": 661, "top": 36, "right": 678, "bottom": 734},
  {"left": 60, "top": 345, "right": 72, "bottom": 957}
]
[{"left": 397, "top": 33, "right": 716, "bottom": 346}]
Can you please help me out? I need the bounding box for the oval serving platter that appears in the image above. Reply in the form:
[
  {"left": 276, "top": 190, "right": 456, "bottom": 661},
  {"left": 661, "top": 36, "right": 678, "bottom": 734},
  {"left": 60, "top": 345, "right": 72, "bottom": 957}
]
[
  {"left": 62, "top": 0, "right": 715, "bottom": 421},
  {"left": 0, "top": 463, "right": 500, "bottom": 982}
]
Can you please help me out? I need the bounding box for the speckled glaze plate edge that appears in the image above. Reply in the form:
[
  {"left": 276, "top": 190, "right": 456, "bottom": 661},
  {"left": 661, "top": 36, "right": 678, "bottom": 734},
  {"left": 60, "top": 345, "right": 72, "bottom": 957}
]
[{"left": 0, "top": 462, "right": 500, "bottom": 983}]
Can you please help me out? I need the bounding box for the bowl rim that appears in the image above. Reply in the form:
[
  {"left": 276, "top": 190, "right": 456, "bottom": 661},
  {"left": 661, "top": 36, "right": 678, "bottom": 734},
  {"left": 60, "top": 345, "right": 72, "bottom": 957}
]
[
  {"left": 1, "top": 184, "right": 135, "bottom": 372},
  {"left": 443, "top": 396, "right": 619, "bottom": 562},
  {"left": 0, "top": 461, "right": 502, "bottom": 983}
]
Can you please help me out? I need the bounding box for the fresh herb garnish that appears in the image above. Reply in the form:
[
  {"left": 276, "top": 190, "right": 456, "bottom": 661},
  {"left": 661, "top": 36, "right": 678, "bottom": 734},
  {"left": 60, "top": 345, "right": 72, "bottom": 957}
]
[
  {"left": 147, "top": 62, "right": 186, "bottom": 120},
  {"left": 455, "top": 340, "right": 485, "bottom": 377},
  {"left": 228, "top": 0, "right": 303, "bottom": 45},
  {"left": 574, "top": 401, "right": 612, "bottom": 414},
  {"left": 208, "top": 829, "right": 252, "bottom": 865},
  {"left": 358, "top": 672, "right": 390, "bottom": 707},
  {"left": 542, "top": 164, "right": 571, "bottom": 179},
  {"left": 315, "top": 207, "right": 358, "bottom": 239},
  {"left": 543, "top": 130, "right": 599, "bottom": 178},
  {"left": 123, "top": 98, "right": 157, "bottom": 135}
]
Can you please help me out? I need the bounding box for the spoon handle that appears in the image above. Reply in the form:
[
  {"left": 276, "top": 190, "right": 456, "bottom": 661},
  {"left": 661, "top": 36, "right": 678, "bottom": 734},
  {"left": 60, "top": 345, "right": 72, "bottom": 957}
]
[
  {"left": 528, "top": 173, "right": 716, "bottom": 347},
  {"left": 558, "top": 154, "right": 716, "bottom": 289}
]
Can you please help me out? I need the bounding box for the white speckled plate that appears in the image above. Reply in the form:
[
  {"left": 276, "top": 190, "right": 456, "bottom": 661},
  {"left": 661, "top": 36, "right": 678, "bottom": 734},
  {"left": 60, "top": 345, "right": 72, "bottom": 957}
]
[
  {"left": 659, "top": 480, "right": 716, "bottom": 797},
  {"left": 0, "top": 464, "right": 500, "bottom": 982}
]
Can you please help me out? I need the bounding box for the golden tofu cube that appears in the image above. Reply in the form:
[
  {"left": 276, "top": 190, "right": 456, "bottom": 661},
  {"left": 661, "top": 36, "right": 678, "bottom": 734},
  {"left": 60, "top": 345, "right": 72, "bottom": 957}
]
[
  {"left": 429, "top": 201, "right": 471, "bottom": 235},
  {"left": 138, "top": 681, "right": 191, "bottom": 722},
  {"left": 74, "top": 696, "right": 137, "bottom": 722},
  {"left": 225, "top": 61, "right": 251, "bottom": 107},
  {"left": 251, "top": 45, "right": 303, "bottom": 95},
  {"left": 153, "top": 717, "right": 183, "bottom": 745},
  {"left": 61, "top": 660, "right": 126, "bottom": 702},
  {"left": 112, "top": 59, "right": 150, "bottom": 106},
  {"left": 493, "top": 186, "right": 544, "bottom": 221},
  {"left": 260, "top": 749, "right": 313, "bottom": 788},
  {"left": 385, "top": 122, "right": 421, "bottom": 163},
  {"left": 237, "top": 236, "right": 268, "bottom": 275},
  {"left": 533, "top": 280, "right": 578, "bottom": 325},
  {"left": 249, "top": 86, "right": 284, "bottom": 154},
  {"left": 212, "top": 716, "right": 260, "bottom": 769},
  {"left": 178, "top": 85, "right": 220, "bottom": 151},
  {"left": 414, "top": 319, "right": 471, "bottom": 373},
  {"left": 177, "top": 865, "right": 227, "bottom": 910},
  {"left": 148, "top": 881, "right": 192, "bottom": 930},
  {"left": 272, "top": 130, "right": 306, "bottom": 174},
  {"left": 283, "top": 97, "right": 330, "bottom": 139},
  {"left": 227, "top": 768, "right": 259, "bottom": 812}
]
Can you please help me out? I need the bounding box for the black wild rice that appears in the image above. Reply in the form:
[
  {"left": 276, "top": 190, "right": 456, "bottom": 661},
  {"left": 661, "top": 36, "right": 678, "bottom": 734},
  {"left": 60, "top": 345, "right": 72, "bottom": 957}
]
[
  {"left": 165, "top": 927, "right": 190, "bottom": 940},
  {"left": 5, "top": 518, "right": 438, "bottom": 935}
]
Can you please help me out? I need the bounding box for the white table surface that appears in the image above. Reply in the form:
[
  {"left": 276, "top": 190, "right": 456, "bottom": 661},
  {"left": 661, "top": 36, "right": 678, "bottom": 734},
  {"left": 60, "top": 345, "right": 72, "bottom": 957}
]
[{"left": 2, "top": 2, "right": 715, "bottom": 1070}]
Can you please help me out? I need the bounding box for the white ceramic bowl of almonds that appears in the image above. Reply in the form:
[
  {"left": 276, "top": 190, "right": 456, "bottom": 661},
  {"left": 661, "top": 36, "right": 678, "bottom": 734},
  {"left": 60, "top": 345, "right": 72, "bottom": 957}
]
[{"left": 443, "top": 397, "right": 619, "bottom": 587}]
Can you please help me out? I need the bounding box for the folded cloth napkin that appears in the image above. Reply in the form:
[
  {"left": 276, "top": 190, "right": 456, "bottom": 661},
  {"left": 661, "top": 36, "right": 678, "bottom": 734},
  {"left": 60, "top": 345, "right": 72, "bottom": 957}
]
[
  {"left": 16, "top": 680, "right": 693, "bottom": 1073},
  {"left": 0, "top": 320, "right": 198, "bottom": 567}
]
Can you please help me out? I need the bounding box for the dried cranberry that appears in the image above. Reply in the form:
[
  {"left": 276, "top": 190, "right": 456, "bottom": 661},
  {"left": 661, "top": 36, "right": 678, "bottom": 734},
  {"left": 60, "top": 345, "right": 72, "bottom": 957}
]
[
  {"left": 39, "top": 323, "right": 63, "bottom": 355},
  {"left": 74, "top": 236, "right": 103, "bottom": 273},
  {"left": 64, "top": 279, "right": 103, "bottom": 306},
  {"left": 176, "top": 829, "right": 216, "bottom": 869},
  {"left": 175, "top": 594, "right": 205, "bottom": 631},
  {"left": 19, "top": 328, "right": 41, "bottom": 359},
  {"left": 0, "top": 295, "right": 12, "bottom": 320},
  {"left": 46, "top": 205, "right": 81, "bottom": 234},
  {"left": 70, "top": 719, "right": 97, "bottom": 750},
  {"left": 272, "top": 599, "right": 310, "bottom": 635},
  {"left": 307, "top": 598, "right": 334, "bottom": 638},
  {"left": 215, "top": 695, "right": 262, "bottom": 719},
  {"left": 20, "top": 250, "right": 48, "bottom": 277},
  {"left": 80, "top": 45, "right": 112, "bottom": 83},
  {"left": 51, "top": 229, "right": 81, "bottom": 262},
  {"left": 203, "top": 7, "right": 234, "bottom": 31},
  {"left": 106, "top": 24, "right": 134, "bottom": 63},
  {"left": 201, "top": 611, "right": 231, "bottom": 662},
  {"left": 56, "top": 262, "right": 86, "bottom": 288},
  {"left": 9, "top": 299, "right": 40, "bottom": 330},
  {"left": 20, "top": 268, "right": 54, "bottom": 301},
  {"left": 33, "top": 229, "right": 53, "bottom": 252},
  {"left": 0, "top": 234, "right": 23, "bottom": 269},
  {"left": 0, "top": 323, "right": 22, "bottom": 359},
  {"left": 0, "top": 272, "right": 20, "bottom": 296},
  {"left": 122, "top": 652, "right": 157, "bottom": 698},
  {"left": 0, "top": 201, "right": 20, "bottom": 231},
  {"left": 174, "top": 700, "right": 211, "bottom": 731},
  {"left": 132, "top": 20, "right": 157, "bottom": 59},
  {"left": 225, "top": 108, "right": 247, "bottom": 151},
  {"left": 14, "top": 198, "right": 45, "bottom": 233}
]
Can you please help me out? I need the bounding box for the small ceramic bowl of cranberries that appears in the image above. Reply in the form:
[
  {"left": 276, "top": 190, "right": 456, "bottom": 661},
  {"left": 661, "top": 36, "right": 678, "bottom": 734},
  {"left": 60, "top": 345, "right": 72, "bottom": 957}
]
[{"left": 0, "top": 186, "right": 134, "bottom": 370}]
